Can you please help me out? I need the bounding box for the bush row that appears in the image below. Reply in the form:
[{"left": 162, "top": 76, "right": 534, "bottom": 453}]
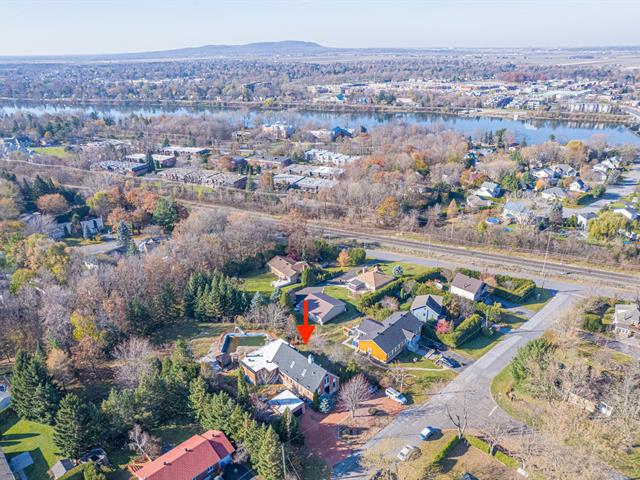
[
  {"left": 413, "top": 267, "right": 443, "bottom": 283},
  {"left": 492, "top": 275, "right": 536, "bottom": 303},
  {"left": 359, "top": 278, "right": 403, "bottom": 308},
  {"left": 438, "top": 314, "right": 483, "bottom": 348},
  {"left": 432, "top": 435, "right": 462, "bottom": 464},
  {"left": 466, "top": 435, "right": 519, "bottom": 469}
]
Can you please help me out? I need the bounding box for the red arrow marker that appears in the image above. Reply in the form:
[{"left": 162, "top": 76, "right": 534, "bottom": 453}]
[{"left": 297, "top": 299, "right": 315, "bottom": 344}]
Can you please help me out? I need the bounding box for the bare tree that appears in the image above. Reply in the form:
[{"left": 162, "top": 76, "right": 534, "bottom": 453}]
[
  {"left": 128, "top": 424, "right": 160, "bottom": 461},
  {"left": 482, "top": 419, "right": 511, "bottom": 456},
  {"left": 47, "top": 348, "right": 74, "bottom": 389},
  {"left": 446, "top": 394, "right": 469, "bottom": 439},
  {"left": 387, "top": 362, "right": 409, "bottom": 392},
  {"left": 338, "top": 373, "right": 371, "bottom": 418},
  {"left": 113, "top": 337, "right": 154, "bottom": 389}
]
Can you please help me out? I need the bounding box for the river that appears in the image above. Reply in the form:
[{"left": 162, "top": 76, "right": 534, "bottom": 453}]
[{"left": 1, "top": 100, "right": 639, "bottom": 145}]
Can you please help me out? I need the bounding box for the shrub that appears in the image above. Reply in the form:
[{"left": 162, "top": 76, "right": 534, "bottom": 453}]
[
  {"left": 432, "top": 435, "right": 461, "bottom": 464},
  {"left": 413, "top": 268, "right": 443, "bottom": 283},
  {"left": 437, "top": 314, "right": 483, "bottom": 348},
  {"left": 511, "top": 337, "right": 554, "bottom": 384},
  {"left": 582, "top": 313, "right": 603, "bottom": 332},
  {"left": 466, "top": 435, "right": 519, "bottom": 469},
  {"left": 457, "top": 268, "right": 481, "bottom": 279}
]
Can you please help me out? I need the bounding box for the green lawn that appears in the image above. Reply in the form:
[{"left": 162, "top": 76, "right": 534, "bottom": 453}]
[
  {"left": 0, "top": 409, "right": 58, "bottom": 480},
  {"left": 379, "top": 261, "right": 436, "bottom": 278},
  {"left": 240, "top": 269, "right": 277, "bottom": 294},
  {"left": 518, "top": 288, "right": 555, "bottom": 313},
  {"left": 322, "top": 286, "right": 362, "bottom": 324},
  {"left": 453, "top": 312, "right": 527, "bottom": 360},
  {"left": 33, "top": 146, "right": 71, "bottom": 159},
  {"left": 395, "top": 350, "right": 442, "bottom": 370},
  {"left": 152, "top": 321, "right": 234, "bottom": 357}
]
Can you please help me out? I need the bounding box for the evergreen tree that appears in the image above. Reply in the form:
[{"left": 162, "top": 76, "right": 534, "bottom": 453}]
[
  {"left": 101, "top": 388, "right": 140, "bottom": 439},
  {"left": 276, "top": 408, "right": 300, "bottom": 444},
  {"left": 153, "top": 197, "right": 180, "bottom": 231},
  {"left": 269, "top": 288, "right": 281, "bottom": 304},
  {"left": 256, "top": 426, "right": 284, "bottom": 480},
  {"left": 153, "top": 283, "right": 182, "bottom": 325},
  {"left": 11, "top": 350, "right": 61, "bottom": 424},
  {"left": 188, "top": 377, "right": 209, "bottom": 423},
  {"left": 126, "top": 300, "right": 153, "bottom": 336},
  {"left": 311, "top": 391, "right": 320, "bottom": 411},
  {"left": 116, "top": 220, "right": 132, "bottom": 248},
  {"left": 161, "top": 136, "right": 170, "bottom": 148},
  {"left": 54, "top": 393, "right": 99, "bottom": 459},
  {"left": 236, "top": 369, "right": 249, "bottom": 406},
  {"left": 145, "top": 151, "right": 156, "bottom": 173}
]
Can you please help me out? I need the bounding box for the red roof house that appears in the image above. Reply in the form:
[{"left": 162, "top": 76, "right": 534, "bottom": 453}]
[{"left": 130, "top": 430, "right": 234, "bottom": 480}]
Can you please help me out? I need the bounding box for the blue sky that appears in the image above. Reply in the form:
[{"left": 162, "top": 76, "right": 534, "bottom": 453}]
[{"left": 1, "top": 0, "right": 639, "bottom": 56}]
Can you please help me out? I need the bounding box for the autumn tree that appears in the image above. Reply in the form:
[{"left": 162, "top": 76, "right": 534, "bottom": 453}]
[
  {"left": 36, "top": 193, "right": 69, "bottom": 215},
  {"left": 337, "top": 249, "right": 350, "bottom": 267},
  {"left": 376, "top": 196, "right": 401, "bottom": 226}
]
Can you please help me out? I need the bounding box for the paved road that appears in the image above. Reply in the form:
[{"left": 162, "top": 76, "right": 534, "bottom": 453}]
[
  {"left": 332, "top": 292, "right": 581, "bottom": 479},
  {"left": 332, "top": 249, "right": 637, "bottom": 480},
  {"left": 564, "top": 160, "right": 640, "bottom": 218}
]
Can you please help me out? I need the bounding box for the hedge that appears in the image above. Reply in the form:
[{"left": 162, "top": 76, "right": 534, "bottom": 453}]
[
  {"left": 492, "top": 275, "right": 536, "bottom": 303},
  {"left": 457, "top": 268, "right": 481, "bottom": 279},
  {"left": 58, "top": 464, "right": 86, "bottom": 480},
  {"left": 413, "top": 268, "right": 443, "bottom": 283},
  {"left": 466, "top": 435, "right": 519, "bottom": 469},
  {"left": 438, "top": 314, "right": 483, "bottom": 348},
  {"left": 359, "top": 279, "right": 403, "bottom": 308},
  {"left": 432, "top": 435, "right": 461, "bottom": 464}
]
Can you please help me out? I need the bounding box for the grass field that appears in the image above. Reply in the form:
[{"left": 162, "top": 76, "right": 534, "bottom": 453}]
[
  {"left": 519, "top": 288, "right": 555, "bottom": 313},
  {"left": 0, "top": 409, "right": 58, "bottom": 480},
  {"left": 33, "top": 146, "right": 71, "bottom": 159},
  {"left": 240, "top": 269, "right": 277, "bottom": 294},
  {"left": 152, "top": 321, "right": 234, "bottom": 357},
  {"left": 453, "top": 312, "right": 527, "bottom": 360}
]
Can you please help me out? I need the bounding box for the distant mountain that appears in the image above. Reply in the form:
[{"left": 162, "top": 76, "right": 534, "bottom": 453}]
[{"left": 130, "top": 40, "right": 335, "bottom": 59}]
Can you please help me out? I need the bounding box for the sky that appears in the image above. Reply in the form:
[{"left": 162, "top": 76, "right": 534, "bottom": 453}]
[{"left": 1, "top": 0, "right": 639, "bottom": 56}]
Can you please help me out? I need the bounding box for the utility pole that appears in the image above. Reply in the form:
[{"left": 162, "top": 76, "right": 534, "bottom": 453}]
[{"left": 540, "top": 232, "right": 552, "bottom": 294}]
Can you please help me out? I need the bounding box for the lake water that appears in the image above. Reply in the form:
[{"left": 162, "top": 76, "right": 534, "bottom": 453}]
[{"left": 1, "top": 100, "right": 639, "bottom": 145}]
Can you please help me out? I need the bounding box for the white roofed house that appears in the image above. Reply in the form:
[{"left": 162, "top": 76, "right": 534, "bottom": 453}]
[
  {"left": 612, "top": 304, "right": 640, "bottom": 337},
  {"left": 124, "top": 153, "right": 176, "bottom": 168},
  {"left": 450, "top": 273, "right": 488, "bottom": 302},
  {"left": 569, "top": 178, "right": 590, "bottom": 193},
  {"left": 475, "top": 181, "right": 501, "bottom": 198},
  {"left": 613, "top": 205, "right": 639, "bottom": 221}
]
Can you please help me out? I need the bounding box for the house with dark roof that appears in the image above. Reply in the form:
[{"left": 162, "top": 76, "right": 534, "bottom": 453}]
[
  {"left": 450, "top": 273, "right": 488, "bottom": 301},
  {"left": 240, "top": 339, "right": 339, "bottom": 400},
  {"left": 353, "top": 311, "right": 423, "bottom": 363},
  {"left": 129, "top": 430, "right": 234, "bottom": 480},
  {"left": 295, "top": 292, "right": 346, "bottom": 325},
  {"left": 410, "top": 295, "right": 445, "bottom": 323}
]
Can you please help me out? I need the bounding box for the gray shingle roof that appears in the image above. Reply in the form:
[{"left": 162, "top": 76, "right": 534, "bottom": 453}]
[
  {"left": 357, "top": 311, "right": 422, "bottom": 355},
  {"left": 411, "top": 295, "right": 444, "bottom": 315},
  {"left": 272, "top": 342, "right": 330, "bottom": 393},
  {"left": 451, "top": 273, "right": 485, "bottom": 296}
]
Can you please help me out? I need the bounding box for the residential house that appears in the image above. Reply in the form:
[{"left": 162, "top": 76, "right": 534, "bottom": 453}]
[
  {"left": 465, "top": 195, "right": 493, "bottom": 209},
  {"left": 240, "top": 339, "right": 339, "bottom": 400},
  {"left": 410, "top": 295, "right": 445, "bottom": 323},
  {"left": 613, "top": 206, "right": 639, "bottom": 221},
  {"left": 295, "top": 292, "right": 346, "bottom": 325},
  {"left": 450, "top": 273, "right": 488, "bottom": 301},
  {"left": 569, "top": 179, "right": 590, "bottom": 193},
  {"left": 551, "top": 164, "right": 578, "bottom": 178},
  {"left": 267, "top": 256, "right": 309, "bottom": 287},
  {"left": 295, "top": 177, "right": 338, "bottom": 193},
  {"left": 532, "top": 167, "right": 555, "bottom": 179},
  {"left": 130, "top": 430, "right": 234, "bottom": 480},
  {"left": 593, "top": 162, "right": 611, "bottom": 175},
  {"left": 160, "top": 146, "right": 211, "bottom": 159},
  {"left": 346, "top": 266, "right": 395, "bottom": 294},
  {"left": 58, "top": 217, "right": 104, "bottom": 238},
  {"left": 541, "top": 187, "right": 568, "bottom": 201},
  {"left": 476, "top": 181, "right": 501, "bottom": 198},
  {"left": 577, "top": 212, "right": 597, "bottom": 230},
  {"left": 124, "top": 153, "right": 176, "bottom": 168},
  {"left": 612, "top": 304, "right": 640, "bottom": 337},
  {"left": 502, "top": 201, "right": 533, "bottom": 225},
  {"left": 92, "top": 161, "right": 148, "bottom": 176},
  {"left": 249, "top": 155, "right": 292, "bottom": 170},
  {"left": 353, "top": 311, "right": 423, "bottom": 363},
  {"left": 601, "top": 157, "right": 621, "bottom": 170},
  {"left": 262, "top": 122, "right": 294, "bottom": 139}
]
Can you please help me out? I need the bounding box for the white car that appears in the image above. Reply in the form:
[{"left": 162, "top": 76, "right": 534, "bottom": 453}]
[
  {"left": 419, "top": 426, "right": 437, "bottom": 440},
  {"left": 397, "top": 444, "right": 420, "bottom": 462},
  {"left": 385, "top": 387, "right": 408, "bottom": 405}
]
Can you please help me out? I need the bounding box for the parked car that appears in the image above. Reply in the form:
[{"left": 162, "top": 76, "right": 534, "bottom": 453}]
[
  {"left": 385, "top": 387, "right": 408, "bottom": 405},
  {"left": 437, "top": 356, "right": 459, "bottom": 369},
  {"left": 397, "top": 444, "right": 420, "bottom": 462},
  {"left": 419, "top": 426, "right": 438, "bottom": 440}
]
